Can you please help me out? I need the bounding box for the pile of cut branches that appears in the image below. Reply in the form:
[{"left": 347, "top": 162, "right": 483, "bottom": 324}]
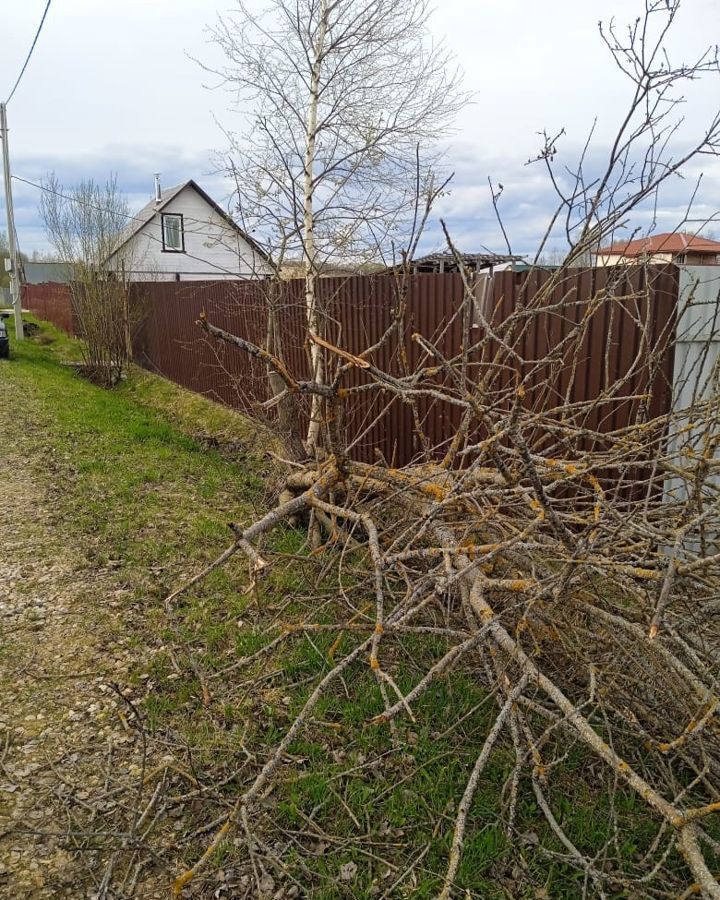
[{"left": 167, "top": 261, "right": 720, "bottom": 897}]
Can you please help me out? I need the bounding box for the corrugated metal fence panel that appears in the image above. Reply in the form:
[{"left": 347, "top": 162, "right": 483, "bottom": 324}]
[
  {"left": 23, "top": 283, "right": 75, "bottom": 334},
  {"left": 132, "top": 280, "right": 307, "bottom": 412},
  {"left": 478, "top": 265, "right": 678, "bottom": 458},
  {"left": 24, "top": 269, "right": 680, "bottom": 467}
]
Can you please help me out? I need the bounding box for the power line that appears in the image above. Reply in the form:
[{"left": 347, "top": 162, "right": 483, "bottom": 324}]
[
  {"left": 13, "top": 174, "right": 268, "bottom": 278},
  {"left": 14, "top": 174, "right": 243, "bottom": 237},
  {"left": 14, "top": 174, "right": 173, "bottom": 228},
  {"left": 6, "top": 0, "right": 53, "bottom": 105}
]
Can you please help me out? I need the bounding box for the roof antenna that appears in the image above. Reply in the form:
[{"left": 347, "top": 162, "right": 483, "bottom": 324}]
[{"left": 154, "top": 173, "right": 161, "bottom": 204}]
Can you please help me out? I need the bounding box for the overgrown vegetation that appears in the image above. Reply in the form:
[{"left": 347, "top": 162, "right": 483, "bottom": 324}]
[{"left": 7, "top": 320, "right": 707, "bottom": 898}]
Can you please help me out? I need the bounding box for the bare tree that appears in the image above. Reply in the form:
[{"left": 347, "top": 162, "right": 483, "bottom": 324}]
[
  {"left": 40, "top": 174, "right": 142, "bottom": 386},
  {"left": 526, "top": 0, "right": 720, "bottom": 267},
  {"left": 204, "top": 0, "right": 467, "bottom": 449}
]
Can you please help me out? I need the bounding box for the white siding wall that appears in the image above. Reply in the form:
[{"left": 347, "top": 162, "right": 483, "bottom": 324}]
[{"left": 112, "top": 185, "right": 271, "bottom": 281}]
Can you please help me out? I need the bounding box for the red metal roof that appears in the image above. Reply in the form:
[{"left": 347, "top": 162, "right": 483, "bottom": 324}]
[{"left": 599, "top": 232, "right": 720, "bottom": 256}]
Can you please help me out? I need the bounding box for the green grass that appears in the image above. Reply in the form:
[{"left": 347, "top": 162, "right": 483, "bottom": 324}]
[
  {"left": 5, "top": 318, "right": 267, "bottom": 583},
  {"left": 4, "top": 319, "right": 715, "bottom": 898}
]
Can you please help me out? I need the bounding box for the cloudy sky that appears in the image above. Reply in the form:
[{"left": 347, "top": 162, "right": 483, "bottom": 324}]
[{"left": 3, "top": 0, "right": 720, "bottom": 258}]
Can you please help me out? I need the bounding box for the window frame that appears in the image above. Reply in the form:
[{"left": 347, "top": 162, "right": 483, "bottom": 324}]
[{"left": 161, "top": 213, "right": 185, "bottom": 253}]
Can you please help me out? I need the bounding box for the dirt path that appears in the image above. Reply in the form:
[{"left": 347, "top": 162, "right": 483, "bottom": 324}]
[{"left": 0, "top": 377, "right": 162, "bottom": 898}]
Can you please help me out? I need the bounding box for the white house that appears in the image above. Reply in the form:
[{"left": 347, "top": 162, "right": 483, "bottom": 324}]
[{"left": 107, "top": 177, "right": 272, "bottom": 281}]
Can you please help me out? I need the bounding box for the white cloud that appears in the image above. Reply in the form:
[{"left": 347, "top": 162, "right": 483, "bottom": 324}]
[{"left": 3, "top": 0, "right": 720, "bottom": 255}]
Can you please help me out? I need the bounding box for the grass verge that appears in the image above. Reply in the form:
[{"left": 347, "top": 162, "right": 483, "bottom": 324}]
[{"left": 3, "top": 318, "right": 711, "bottom": 898}]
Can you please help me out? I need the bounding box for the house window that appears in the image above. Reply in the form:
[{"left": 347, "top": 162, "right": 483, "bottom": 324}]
[{"left": 162, "top": 213, "right": 184, "bottom": 252}]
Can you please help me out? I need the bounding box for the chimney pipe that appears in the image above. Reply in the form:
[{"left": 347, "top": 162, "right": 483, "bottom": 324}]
[{"left": 154, "top": 173, "right": 161, "bottom": 204}]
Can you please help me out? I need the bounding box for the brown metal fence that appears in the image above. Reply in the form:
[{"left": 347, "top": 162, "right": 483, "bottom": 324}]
[
  {"left": 23, "top": 283, "right": 76, "bottom": 335},
  {"left": 24, "top": 268, "right": 679, "bottom": 466}
]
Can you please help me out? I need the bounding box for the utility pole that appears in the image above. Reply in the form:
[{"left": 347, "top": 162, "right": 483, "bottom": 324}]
[{"left": 0, "top": 102, "right": 24, "bottom": 340}]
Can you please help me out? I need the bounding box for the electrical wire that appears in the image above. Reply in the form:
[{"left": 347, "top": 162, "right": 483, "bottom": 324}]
[
  {"left": 15, "top": 174, "right": 176, "bottom": 228},
  {"left": 5, "top": 0, "right": 53, "bottom": 105},
  {"left": 13, "top": 174, "right": 269, "bottom": 278},
  {"left": 14, "top": 174, "right": 247, "bottom": 238}
]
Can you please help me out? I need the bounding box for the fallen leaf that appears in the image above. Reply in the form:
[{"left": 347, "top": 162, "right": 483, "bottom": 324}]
[{"left": 339, "top": 862, "right": 358, "bottom": 882}]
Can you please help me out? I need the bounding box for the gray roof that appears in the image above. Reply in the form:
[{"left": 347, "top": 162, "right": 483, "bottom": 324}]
[
  {"left": 410, "top": 251, "right": 525, "bottom": 272},
  {"left": 24, "top": 262, "right": 73, "bottom": 284}
]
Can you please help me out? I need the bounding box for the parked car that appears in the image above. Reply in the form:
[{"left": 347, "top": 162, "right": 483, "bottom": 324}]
[{"left": 0, "top": 313, "right": 10, "bottom": 359}]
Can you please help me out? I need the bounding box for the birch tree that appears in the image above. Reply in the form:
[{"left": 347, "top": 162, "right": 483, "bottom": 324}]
[{"left": 205, "top": 0, "right": 466, "bottom": 449}]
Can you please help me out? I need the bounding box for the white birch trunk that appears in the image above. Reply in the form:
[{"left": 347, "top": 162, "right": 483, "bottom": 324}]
[{"left": 303, "top": 2, "right": 329, "bottom": 452}]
